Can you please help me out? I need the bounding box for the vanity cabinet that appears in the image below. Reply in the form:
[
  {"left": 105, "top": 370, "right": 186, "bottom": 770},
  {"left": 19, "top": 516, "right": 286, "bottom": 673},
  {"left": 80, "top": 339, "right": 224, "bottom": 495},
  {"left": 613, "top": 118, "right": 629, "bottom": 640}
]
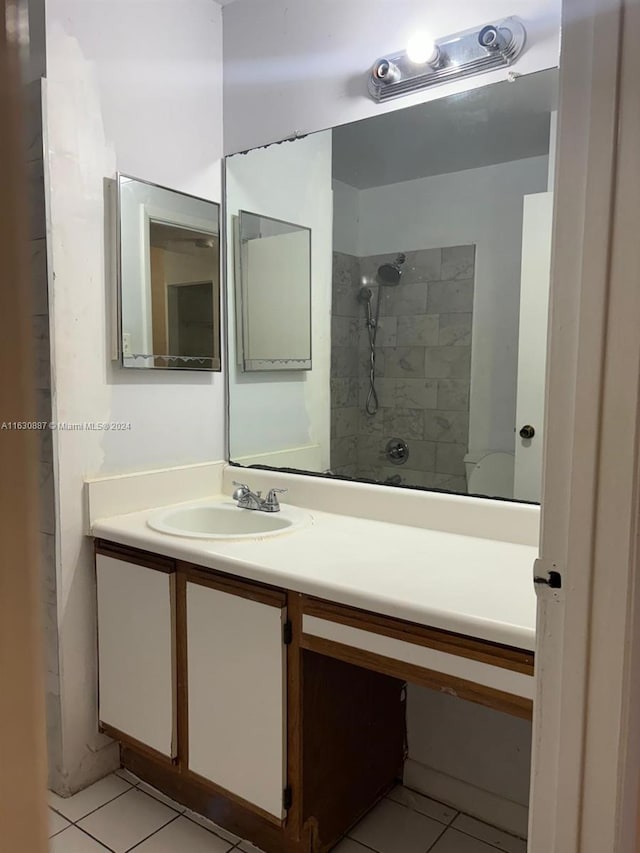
[
  {"left": 94, "top": 539, "right": 533, "bottom": 853},
  {"left": 96, "top": 545, "right": 177, "bottom": 759},
  {"left": 184, "top": 570, "right": 287, "bottom": 820}
]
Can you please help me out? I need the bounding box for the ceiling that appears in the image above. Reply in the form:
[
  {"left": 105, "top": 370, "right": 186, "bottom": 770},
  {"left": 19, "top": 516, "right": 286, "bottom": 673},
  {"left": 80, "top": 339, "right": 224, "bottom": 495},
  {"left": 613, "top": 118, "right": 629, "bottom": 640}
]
[{"left": 332, "top": 69, "right": 558, "bottom": 190}]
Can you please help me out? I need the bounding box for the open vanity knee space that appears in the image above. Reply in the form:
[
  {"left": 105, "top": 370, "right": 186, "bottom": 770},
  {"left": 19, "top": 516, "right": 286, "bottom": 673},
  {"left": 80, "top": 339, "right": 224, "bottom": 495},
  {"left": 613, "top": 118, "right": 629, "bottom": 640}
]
[{"left": 91, "top": 470, "right": 537, "bottom": 853}]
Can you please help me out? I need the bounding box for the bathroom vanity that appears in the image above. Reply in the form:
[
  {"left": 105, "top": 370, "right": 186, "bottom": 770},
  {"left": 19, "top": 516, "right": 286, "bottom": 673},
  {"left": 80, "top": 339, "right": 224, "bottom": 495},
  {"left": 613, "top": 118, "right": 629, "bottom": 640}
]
[{"left": 91, "top": 474, "right": 536, "bottom": 853}]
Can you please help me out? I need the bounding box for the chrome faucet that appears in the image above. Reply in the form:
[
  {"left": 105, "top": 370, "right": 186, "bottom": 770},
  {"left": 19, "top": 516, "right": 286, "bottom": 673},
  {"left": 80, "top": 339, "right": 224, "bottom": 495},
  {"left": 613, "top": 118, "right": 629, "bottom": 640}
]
[{"left": 232, "top": 482, "right": 287, "bottom": 513}]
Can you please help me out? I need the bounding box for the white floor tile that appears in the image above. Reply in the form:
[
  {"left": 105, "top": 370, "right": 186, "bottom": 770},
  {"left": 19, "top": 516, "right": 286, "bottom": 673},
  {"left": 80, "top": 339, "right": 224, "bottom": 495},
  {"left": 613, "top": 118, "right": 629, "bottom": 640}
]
[
  {"left": 114, "top": 768, "right": 141, "bottom": 786},
  {"left": 237, "top": 841, "right": 266, "bottom": 852},
  {"left": 332, "top": 839, "right": 372, "bottom": 853},
  {"left": 48, "top": 775, "right": 132, "bottom": 822},
  {"left": 138, "top": 781, "right": 187, "bottom": 813},
  {"left": 349, "top": 798, "right": 446, "bottom": 853},
  {"left": 49, "top": 826, "right": 112, "bottom": 852},
  {"left": 431, "top": 828, "right": 503, "bottom": 853},
  {"left": 132, "top": 816, "right": 235, "bottom": 852},
  {"left": 77, "top": 788, "right": 178, "bottom": 853},
  {"left": 452, "top": 815, "right": 527, "bottom": 853},
  {"left": 183, "top": 809, "right": 241, "bottom": 844},
  {"left": 388, "top": 786, "right": 457, "bottom": 825},
  {"left": 49, "top": 808, "right": 71, "bottom": 838}
]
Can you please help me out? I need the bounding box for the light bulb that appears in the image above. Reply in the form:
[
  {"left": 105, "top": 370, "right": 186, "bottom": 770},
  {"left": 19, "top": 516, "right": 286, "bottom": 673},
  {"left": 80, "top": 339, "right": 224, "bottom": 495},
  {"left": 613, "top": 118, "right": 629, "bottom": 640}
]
[{"left": 406, "top": 31, "right": 438, "bottom": 65}]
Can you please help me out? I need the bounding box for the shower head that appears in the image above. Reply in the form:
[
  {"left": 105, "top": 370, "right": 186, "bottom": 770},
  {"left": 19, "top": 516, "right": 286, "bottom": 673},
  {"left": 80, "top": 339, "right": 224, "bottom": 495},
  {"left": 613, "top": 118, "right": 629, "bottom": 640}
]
[
  {"left": 378, "top": 264, "right": 402, "bottom": 285},
  {"left": 377, "top": 253, "right": 406, "bottom": 286},
  {"left": 358, "top": 286, "right": 373, "bottom": 303}
]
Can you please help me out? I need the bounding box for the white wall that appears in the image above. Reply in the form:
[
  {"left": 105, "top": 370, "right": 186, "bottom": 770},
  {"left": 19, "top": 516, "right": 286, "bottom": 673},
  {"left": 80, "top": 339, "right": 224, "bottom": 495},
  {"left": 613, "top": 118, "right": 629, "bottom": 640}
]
[
  {"left": 357, "top": 156, "right": 549, "bottom": 457},
  {"left": 45, "top": 0, "right": 224, "bottom": 793},
  {"left": 406, "top": 691, "right": 532, "bottom": 835},
  {"left": 226, "top": 132, "right": 333, "bottom": 470},
  {"left": 222, "top": 0, "right": 561, "bottom": 153}
]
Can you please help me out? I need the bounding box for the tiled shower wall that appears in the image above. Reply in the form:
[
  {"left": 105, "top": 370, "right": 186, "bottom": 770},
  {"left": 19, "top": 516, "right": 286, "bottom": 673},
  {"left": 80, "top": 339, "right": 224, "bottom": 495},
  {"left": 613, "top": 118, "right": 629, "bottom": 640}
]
[
  {"left": 331, "top": 246, "right": 474, "bottom": 491},
  {"left": 330, "top": 253, "right": 360, "bottom": 475}
]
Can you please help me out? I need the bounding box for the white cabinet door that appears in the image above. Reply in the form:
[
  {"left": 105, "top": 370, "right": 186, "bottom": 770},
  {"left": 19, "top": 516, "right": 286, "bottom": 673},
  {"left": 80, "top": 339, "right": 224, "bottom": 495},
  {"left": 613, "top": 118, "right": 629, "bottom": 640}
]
[
  {"left": 186, "top": 581, "right": 286, "bottom": 819},
  {"left": 96, "top": 555, "right": 176, "bottom": 758},
  {"left": 514, "top": 192, "right": 554, "bottom": 502}
]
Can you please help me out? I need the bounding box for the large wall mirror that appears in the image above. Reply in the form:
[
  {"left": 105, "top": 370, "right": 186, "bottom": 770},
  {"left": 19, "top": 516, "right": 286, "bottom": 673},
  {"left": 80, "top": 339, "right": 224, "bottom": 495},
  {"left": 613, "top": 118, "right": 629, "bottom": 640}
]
[
  {"left": 118, "top": 175, "right": 221, "bottom": 371},
  {"left": 225, "top": 68, "right": 558, "bottom": 502}
]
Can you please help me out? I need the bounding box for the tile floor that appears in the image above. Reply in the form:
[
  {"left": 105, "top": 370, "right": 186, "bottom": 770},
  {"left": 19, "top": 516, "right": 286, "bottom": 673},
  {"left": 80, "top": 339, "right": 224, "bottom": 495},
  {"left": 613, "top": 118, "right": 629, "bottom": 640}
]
[{"left": 48, "top": 771, "right": 527, "bottom": 853}]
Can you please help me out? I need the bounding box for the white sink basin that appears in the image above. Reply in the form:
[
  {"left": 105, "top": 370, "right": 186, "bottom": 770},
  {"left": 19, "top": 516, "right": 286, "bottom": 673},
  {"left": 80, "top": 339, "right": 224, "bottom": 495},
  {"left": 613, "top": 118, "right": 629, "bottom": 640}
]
[{"left": 147, "top": 500, "right": 310, "bottom": 540}]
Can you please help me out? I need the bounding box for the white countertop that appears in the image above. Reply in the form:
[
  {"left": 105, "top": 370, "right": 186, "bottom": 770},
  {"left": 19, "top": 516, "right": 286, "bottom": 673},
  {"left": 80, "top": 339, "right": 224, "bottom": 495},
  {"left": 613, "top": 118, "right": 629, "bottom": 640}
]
[{"left": 92, "top": 495, "right": 538, "bottom": 652}]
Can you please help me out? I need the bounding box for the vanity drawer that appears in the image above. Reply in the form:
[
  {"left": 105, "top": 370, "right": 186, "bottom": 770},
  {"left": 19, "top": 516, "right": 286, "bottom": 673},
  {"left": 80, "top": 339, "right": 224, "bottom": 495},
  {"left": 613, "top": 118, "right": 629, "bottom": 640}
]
[{"left": 300, "top": 597, "right": 534, "bottom": 718}]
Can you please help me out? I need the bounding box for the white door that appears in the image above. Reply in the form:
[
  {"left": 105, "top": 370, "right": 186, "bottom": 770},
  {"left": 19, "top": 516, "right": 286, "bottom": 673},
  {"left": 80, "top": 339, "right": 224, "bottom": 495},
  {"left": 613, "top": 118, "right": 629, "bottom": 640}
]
[
  {"left": 96, "top": 555, "right": 176, "bottom": 757},
  {"left": 186, "top": 581, "right": 287, "bottom": 819},
  {"left": 514, "top": 192, "right": 554, "bottom": 502}
]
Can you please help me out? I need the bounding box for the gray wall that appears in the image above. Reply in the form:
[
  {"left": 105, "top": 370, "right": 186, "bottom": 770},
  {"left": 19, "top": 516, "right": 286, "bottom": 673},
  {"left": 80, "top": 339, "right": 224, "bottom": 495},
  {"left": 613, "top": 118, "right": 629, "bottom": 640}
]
[
  {"left": 23, "top": 78, "right": 60, "bottom": 790},
  {"left": 330, "top": 246, "right": 474, "bottom": 490}
]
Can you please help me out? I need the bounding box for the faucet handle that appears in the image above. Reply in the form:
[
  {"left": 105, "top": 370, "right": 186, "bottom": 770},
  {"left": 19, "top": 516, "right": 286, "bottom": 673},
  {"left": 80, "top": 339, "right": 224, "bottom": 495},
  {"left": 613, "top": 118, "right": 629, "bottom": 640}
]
[
  {"left": 232, "top": 481, "right": 250, "bottom": 501},
  {"left": 265, "top": 487, "right": 287, "bottom": 509}
]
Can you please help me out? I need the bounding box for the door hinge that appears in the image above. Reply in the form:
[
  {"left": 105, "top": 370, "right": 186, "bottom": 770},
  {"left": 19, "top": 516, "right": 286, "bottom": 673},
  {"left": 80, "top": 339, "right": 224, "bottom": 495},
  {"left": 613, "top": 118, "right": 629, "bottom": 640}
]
[
  {"left": 283, "top": 785, "right": 293, "bottom": 811},
  {"left": 283, "top": 619, "right": 293, "bottom": 645}
]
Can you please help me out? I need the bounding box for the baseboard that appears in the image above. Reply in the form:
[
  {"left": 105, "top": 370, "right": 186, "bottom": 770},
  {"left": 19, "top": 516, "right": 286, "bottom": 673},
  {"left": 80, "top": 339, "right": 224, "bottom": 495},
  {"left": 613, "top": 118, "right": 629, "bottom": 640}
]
[{"left": 403, "top": 758, "right": 529, "bottom": 839}]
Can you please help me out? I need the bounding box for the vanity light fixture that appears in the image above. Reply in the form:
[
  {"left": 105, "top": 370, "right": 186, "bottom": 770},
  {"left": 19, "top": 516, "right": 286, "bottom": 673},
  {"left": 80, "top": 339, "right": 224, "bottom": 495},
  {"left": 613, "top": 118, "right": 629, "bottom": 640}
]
[{"left": 368, "top": 17, "right": 527, "bottom": 102}]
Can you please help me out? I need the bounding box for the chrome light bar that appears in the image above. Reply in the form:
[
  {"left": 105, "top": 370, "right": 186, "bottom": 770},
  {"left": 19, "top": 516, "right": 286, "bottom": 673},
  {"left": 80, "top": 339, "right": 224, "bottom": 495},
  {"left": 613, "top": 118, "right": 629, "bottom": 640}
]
[{"left": 368, "top": 17, "right": 527, "bottom": 103}]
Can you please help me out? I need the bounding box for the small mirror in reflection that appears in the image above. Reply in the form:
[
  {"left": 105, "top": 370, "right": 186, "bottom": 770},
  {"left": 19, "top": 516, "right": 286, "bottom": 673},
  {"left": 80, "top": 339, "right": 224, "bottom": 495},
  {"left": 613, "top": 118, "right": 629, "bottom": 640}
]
[{"left": 236, "top": 211, "right": 312, "bottom": 372}]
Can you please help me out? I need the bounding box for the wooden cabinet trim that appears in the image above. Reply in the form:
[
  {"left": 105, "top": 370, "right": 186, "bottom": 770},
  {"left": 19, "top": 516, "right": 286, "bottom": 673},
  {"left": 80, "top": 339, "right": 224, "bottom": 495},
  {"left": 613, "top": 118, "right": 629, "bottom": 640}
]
[
  {"left": 122, "top": 748, "right": 302, "bottom": 853},
  {"left": 302, "top": 596, "right": 534, "bottom": 676},
  {"left": 179, "top": 561, "right": 286, "bottom": 608},
  {"left": 99, "top": 723, "right": 176, "bottom": 766},
  {"left": 285, "top": 592, "right": 304, "bottom": 845},
  {"left": 186, "top": 769, "right": 284, "bottom": 828},
  {"left": 300, "top": 634, "right": 533, "bottom": 721},
  {"left": 94, "top": 539, "right": 175, "bottom": 574},
  {"left": 175, "top": 571, "right": 189, "bottom": 773}
]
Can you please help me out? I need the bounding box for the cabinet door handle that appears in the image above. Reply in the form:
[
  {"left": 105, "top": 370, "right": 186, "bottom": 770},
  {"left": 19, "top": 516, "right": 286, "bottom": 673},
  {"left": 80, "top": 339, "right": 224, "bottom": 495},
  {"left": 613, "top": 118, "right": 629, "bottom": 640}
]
[{"left": 519, "top": 424, "right": 536, "bottom": 439}]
